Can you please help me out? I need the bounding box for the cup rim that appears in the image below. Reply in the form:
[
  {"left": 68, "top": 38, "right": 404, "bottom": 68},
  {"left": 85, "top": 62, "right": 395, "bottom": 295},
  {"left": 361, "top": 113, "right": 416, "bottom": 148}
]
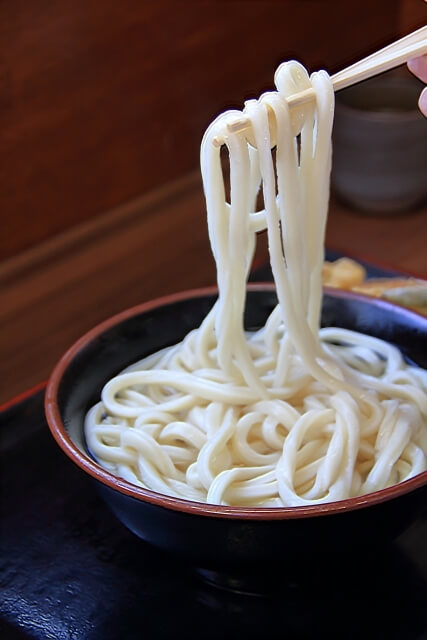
[
  {"left": 334, "top": 102, "right": 422, "bottom": 123},
  {"left": 334, "top": 75, "right": 424, "bottom": 123}
]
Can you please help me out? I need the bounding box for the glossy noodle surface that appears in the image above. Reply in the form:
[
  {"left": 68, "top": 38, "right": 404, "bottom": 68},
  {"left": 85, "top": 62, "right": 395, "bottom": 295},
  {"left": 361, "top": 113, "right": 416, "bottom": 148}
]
[{"left": 85, "top": 62, "right": 427, "bottom": 506}]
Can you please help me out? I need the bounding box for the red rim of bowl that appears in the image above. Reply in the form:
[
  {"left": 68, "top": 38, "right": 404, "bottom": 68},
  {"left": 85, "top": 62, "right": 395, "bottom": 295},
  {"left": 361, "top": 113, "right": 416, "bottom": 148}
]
[{"left": 45, "top": 283, "right": 427, "bottom": 521}]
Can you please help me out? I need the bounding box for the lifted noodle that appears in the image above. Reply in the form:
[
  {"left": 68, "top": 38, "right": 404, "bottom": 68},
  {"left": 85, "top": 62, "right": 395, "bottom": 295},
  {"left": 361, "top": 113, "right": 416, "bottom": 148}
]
[{"left": 85, "top": 62, "right": 427, "bottom": 507}]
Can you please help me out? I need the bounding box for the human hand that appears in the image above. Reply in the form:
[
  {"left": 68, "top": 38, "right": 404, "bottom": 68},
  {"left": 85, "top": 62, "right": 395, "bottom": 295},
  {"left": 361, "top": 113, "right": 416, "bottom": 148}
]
[{"left": 407, "top": 55, "right": 427, "bottom": 116}]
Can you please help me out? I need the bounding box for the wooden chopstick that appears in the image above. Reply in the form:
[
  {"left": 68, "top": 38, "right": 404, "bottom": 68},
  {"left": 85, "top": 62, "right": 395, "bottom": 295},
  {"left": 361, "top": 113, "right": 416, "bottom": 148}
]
[
  {"left": 331, "top": 25, "right": 427, "bottom": 91},
  {"left": 212, "top": 25, "right": 427, "bottom": 146}
]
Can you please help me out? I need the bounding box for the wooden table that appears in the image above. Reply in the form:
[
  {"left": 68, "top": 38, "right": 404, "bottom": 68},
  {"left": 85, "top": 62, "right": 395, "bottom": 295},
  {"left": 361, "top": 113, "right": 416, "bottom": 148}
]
[
  {"left": 326, "top": 195, "right": 427, "bottom": 277},
  {"left": 1, "top": 171, "right": 426, "bottom": 405}
]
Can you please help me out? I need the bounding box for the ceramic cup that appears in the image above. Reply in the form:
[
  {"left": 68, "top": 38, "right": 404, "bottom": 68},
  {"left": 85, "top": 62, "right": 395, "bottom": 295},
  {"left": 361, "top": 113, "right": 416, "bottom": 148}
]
[{"left": 331, "top": 68, "right": 427, "bottom": 214}]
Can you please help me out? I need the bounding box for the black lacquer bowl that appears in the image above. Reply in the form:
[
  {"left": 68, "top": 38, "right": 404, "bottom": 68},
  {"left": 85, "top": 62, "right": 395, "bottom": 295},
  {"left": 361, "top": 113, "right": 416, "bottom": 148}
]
[{"left": 45, "top": 285, "right": 427, "bottom": 590}]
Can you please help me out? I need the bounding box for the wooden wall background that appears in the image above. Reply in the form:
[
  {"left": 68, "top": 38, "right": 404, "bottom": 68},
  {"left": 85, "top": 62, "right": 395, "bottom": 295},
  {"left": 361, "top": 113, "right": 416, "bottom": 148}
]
[
  {"left": 1, "top": 0, "right": 426, "bottom": 402},
  {"left": 1, "top": 0, "right": 405, "bottom": 260}
]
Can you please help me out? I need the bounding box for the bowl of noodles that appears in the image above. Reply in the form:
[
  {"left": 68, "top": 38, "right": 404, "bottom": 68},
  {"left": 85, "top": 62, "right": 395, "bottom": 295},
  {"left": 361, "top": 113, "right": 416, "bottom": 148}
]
[
  {"left": 45, "top": 284, "right": 427, "bottom": 584},
  {"left": 45, "top": 60, "right": 427, "bottom": 587}
]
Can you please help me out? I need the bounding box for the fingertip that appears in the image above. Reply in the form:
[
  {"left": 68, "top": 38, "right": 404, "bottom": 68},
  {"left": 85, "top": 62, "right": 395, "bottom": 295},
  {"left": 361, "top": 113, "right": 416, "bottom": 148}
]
[
  {"left": 407, "top": 55, "right": 427, "bottom": 83},
  {"left": 419, "top": 87, "right": 427, "bottom": 117}
]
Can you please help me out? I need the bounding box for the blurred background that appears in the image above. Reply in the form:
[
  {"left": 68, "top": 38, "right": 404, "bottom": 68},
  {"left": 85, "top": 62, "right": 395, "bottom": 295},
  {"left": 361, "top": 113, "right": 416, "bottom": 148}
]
[{"left": 1, "top": 0, "right": 426, "bottom": 402}]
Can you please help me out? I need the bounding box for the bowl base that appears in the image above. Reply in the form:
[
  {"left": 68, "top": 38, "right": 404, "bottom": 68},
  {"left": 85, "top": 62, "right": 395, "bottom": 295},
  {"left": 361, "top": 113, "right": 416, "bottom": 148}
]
[
  {"left": 196, "top": 568, "right": 284, "bottom": 596},
  {"left": 195, "top": 540, "right": 400, "bottom": 596}
]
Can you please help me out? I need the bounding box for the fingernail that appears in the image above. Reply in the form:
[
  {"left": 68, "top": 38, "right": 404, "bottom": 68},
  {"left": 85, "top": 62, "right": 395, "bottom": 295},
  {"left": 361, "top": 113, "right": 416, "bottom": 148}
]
[{"left": 419, "top": 87, "right": 427, "bottom": 117}]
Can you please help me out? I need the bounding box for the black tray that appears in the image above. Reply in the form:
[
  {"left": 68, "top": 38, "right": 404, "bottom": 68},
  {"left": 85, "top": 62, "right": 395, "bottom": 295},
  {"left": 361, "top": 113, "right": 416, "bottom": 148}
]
[{"left": 1, "top": 255, "right": 426, "bottom": 640}]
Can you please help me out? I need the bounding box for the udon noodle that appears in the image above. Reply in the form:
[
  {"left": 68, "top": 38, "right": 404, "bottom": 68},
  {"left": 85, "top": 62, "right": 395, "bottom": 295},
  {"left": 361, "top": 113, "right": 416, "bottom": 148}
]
[{"left": 85, "top": 61, "right": 427, "bottom": 506}]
